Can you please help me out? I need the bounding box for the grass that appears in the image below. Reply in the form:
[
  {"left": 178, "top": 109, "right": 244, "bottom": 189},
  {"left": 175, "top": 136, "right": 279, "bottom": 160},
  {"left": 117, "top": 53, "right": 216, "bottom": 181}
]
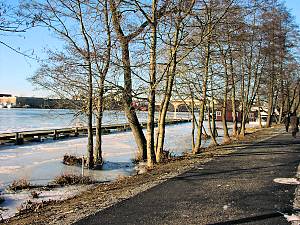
[
  {"left": 53, "top": 173, "right": 94, "bottom": 186},
  {"left": 8, "top": 179, "right": 31, "bottom": 191}
]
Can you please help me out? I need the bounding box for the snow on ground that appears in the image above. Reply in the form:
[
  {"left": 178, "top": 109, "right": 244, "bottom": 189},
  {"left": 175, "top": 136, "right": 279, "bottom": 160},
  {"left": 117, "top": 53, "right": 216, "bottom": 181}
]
[
  {"left": 0, "top": 185, "right": 92, "bottom": 220},
  {"left": 273, "top": 178, "right": 300, "bottom": 185}
]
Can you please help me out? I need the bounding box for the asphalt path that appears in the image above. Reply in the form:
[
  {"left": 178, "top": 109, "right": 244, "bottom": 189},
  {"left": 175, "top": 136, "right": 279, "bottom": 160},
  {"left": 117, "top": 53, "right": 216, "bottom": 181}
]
[{"left": 75, "top": 130, "right": 300, "bottom": 225}]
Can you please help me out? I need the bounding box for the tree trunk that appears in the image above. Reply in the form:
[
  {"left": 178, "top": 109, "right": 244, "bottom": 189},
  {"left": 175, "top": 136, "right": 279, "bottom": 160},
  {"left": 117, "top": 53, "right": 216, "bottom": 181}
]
[
  {"left": 191, "top": 92, "right": 195, "bottom": 150},
  {"left": 86, "top": 61, "right": 94, "bottom": 168},
  {"left": 94, "top": 0, "right": 110, "bottom": 167},
  {"left": 266, "top": 91, "right": 273, "bottom": 127},
  {"left": 278, "top": 73, "right": 284, "bottom": 124},
  {"left": 109, "top": 0, "right": 147, "bottom": 161},
  {"left": 95, "top": 84, "right": 104, "bottom": 166},
  {"left": 146, "top": 10, "right": 157, "bottom": 167},
  {"left": 155, "top": 26, "right": 179, "bottom": 163},
  {"left": 266, "top": 79, "right": 274, "bottom": 128},
  {"left": 209, "top": 100, "right": 218, "bottom": 146},
  {"left": 193, "top": 42, "right": 210, "bottom": 153},
  {"left": 229, "top": 50, "right": 238, "bottom": 137},
  {"left": 155, "top": 65, "right": 176, "bottom": 162},
  {"left": 239, "top": 60, "right": 246, "bottom": 138},
  {"left": 257, "top": 95, "right": 263, "bottom": 128},
  {"left": 77, "top": 1, "right": 94, "bottom": 168},
  {"left": 121, "top": 41, "right": 147, "bottom": 160},
  {"left": 222, "top": 61, "right": 230, "bottom": 143}
]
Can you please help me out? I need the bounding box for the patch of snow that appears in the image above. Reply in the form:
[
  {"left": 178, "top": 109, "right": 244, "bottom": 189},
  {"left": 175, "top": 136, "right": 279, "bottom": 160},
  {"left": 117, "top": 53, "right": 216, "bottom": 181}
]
[
  {"left": 0, "top": 185, "right": 90, "bottom": 220},
  {"left": 273, "top": 178, "right": 300, "bottom": 185},
  {"left": 223, "top": 205, "right": 229, "bottom": 210},
  {"left": 283, "top": 214, "right": 300, "bottom": 222}
]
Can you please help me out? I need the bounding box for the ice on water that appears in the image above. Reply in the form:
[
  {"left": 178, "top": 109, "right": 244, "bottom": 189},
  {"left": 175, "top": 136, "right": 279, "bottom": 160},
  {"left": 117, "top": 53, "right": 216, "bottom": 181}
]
[{"left": 0, "top": 109, "right": 227, "bottom": 219}]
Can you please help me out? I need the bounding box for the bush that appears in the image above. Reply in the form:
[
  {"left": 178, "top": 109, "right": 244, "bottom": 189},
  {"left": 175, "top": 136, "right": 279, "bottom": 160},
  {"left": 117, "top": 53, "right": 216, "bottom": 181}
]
[
  {"left": 8, "top": 179, "right": 31, "bottom": 191},
  {"left": 31, "top": 191, "right": 40, "bottom": 199},
  {"left": 63, "top": 154, "right": 85, "bottom": 166},
  {"left": 0, "top": 196, "right": 4, "bottom": 204},
  {"left": 53, "top": 174, "right": 94, "bottom": 186}
]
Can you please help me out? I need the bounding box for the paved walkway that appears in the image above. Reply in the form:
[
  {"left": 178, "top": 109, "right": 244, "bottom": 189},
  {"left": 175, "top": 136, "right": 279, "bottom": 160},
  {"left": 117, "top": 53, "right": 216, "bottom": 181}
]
[{"left": 75, "top": 130, "right": 300, "bottom": 225}]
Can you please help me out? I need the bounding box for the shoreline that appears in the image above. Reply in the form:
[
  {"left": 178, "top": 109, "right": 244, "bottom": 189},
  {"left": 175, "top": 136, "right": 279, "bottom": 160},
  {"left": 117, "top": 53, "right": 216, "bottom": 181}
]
[{"left": 2, "top": 125, "right": 284, "bottom": 225}]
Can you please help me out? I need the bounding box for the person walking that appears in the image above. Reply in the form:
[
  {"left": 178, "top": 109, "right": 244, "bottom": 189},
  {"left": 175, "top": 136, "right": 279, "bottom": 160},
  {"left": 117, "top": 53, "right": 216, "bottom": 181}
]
[
  {"left": 290, "top": 112, "right": 299, "bottom": 138},
  {"left": 284, "top": 113, "right": 290, "bottom": 132}
]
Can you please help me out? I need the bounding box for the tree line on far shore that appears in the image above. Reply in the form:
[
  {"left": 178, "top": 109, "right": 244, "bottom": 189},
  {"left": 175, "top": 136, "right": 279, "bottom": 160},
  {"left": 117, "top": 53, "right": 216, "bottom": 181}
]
[{"left": 1, "top": 0, "right": 300, "bottom": 168}]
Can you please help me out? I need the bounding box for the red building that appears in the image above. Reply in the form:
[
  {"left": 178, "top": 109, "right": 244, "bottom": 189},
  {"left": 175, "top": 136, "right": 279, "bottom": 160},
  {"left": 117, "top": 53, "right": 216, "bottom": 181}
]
[{"left": 214, "top": 100, "right": 241, "bottom": 122}]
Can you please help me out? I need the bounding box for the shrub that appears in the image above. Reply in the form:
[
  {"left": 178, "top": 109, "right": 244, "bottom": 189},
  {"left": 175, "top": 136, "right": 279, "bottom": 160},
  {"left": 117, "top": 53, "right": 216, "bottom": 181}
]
[
  {"left": 63, "top": 154, "right": 85, "bottom": 166},
  {"left": 53, "top": 174, "right": 94, "bottom": 186},
  {"left": 30, "top": 191, "right": 40, "bottom": 199},
  {"left": 8, "top": 179, "right": 31, "bottom": 191},
  {"left": 0, "top": 196, "right": 4, "bottom": 204}
]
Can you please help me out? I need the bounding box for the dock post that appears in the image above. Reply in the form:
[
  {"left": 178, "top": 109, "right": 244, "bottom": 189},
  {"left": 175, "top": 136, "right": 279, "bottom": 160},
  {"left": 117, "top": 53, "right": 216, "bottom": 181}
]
[
  {"left": 81, "top": 155, "right": 85, "bottom": 177},
  {"left": 53, "top": 130, "right": 58, "bottom": 140},
  {"left": 74, "top": 127, "right": 79, "bottom": 137},
  {"left": 15, "top": 132, "right": 24, "bottom": 145}
]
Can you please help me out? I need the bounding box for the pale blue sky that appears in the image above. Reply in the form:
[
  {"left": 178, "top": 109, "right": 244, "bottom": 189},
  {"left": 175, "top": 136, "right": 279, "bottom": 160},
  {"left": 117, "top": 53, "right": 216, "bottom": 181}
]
[{"left": 0, "top": 0, "right": 300, "bottom": 97}]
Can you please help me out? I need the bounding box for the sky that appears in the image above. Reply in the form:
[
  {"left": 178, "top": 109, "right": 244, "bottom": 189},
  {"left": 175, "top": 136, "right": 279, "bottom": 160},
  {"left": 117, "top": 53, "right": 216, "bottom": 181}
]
[{"left": 0, "top": 0, "right": 300, "bottom": 97}]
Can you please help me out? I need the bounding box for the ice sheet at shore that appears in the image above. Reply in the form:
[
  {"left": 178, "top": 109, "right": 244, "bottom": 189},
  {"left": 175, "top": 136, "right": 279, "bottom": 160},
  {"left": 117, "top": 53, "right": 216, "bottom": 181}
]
[
  {"left": 0, "top": 122, "right": 229, "bottom": 189},
  {"left": 0, "top": 185, "right": 91, "bottom": 220},
  {"left": 0, "top": 121, "right": 230, "bottom": 220},
  {"left": 0, "top": 123, "right": 191, "bottom": 188},
  {"left": 0, "top": 109, "right": 190, "bottom": 133}
]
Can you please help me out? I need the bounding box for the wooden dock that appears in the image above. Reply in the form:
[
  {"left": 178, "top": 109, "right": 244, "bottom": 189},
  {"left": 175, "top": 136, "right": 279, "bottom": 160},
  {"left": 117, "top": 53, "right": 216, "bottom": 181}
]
[{"left": 0, "top": 118, "right": 191, "bottom": 145}]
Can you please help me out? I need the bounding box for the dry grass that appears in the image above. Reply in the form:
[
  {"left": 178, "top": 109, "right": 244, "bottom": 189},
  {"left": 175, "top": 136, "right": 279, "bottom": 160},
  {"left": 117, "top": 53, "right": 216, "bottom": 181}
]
[
  {"left": 53, "top": 173, "right": 94, "bottom": 186},
  {"left": 17, "top": 199, "right": 57, "bottom": 216},
  {"left": 8, "top": 179, "right": 31, "bottom": 191}
]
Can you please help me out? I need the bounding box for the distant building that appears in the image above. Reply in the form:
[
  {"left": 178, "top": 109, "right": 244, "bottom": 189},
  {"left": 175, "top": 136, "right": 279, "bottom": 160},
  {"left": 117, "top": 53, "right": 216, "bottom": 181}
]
[
  {"left": 0, "top": 94, "right": 12, "bottom": 97},
  {"left": 214, "top": 100, "right": 241, "bottom": 122},
  {"left": 0, "top": 95, "right": 78, "bottom": 109}
]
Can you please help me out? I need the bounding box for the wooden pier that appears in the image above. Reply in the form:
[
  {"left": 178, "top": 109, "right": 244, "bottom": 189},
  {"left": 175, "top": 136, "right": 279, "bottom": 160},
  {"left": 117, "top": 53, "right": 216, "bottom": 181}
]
[{"left": 0, "top": 118, "right": 191, "bottom": 145}]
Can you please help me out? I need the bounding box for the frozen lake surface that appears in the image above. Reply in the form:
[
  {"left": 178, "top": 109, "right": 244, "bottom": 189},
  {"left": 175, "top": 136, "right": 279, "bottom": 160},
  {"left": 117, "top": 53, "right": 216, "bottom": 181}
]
[
  {"left": 0, "top": 121, "right": 228, "bottom": 189},
  {"left": 0, "top": 109, "right": 230, "bottom": 219},
  {"left": 0, "top": 108, "right": 189, "bottom": 133},
  {"left": 0, "top": 109, "right": 139, "bottom": 133},
  {"left": 0, "top": 109, "right": 194, "bottom": 188}
]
